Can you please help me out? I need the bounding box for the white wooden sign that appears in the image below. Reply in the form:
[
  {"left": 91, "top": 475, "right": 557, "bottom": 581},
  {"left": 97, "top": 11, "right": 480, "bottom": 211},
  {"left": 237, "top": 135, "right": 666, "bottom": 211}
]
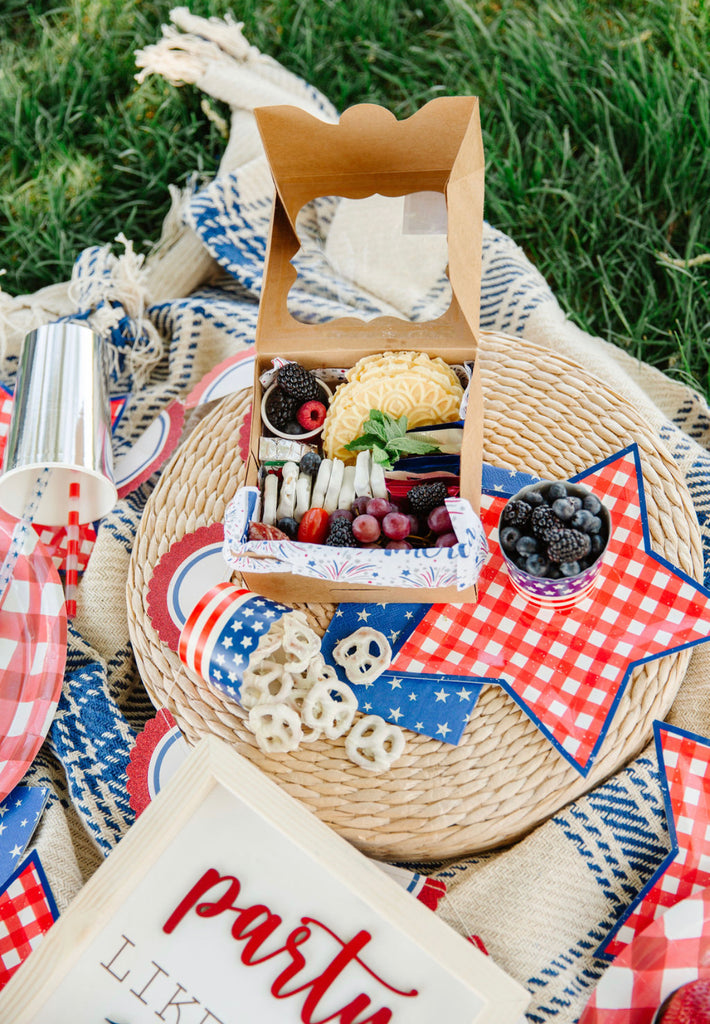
[{"left": 0, "top": 737, "right": 529, "bottom": 1023}]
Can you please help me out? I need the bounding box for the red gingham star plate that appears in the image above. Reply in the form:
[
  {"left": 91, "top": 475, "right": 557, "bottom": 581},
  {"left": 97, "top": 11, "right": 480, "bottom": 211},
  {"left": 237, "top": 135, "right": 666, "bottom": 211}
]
[
  {"left": 0, "top": 510, "right": 66, "bottom": 802},
  {"left": 580, "top": 888, "right": 710, "bottom": 1023}
]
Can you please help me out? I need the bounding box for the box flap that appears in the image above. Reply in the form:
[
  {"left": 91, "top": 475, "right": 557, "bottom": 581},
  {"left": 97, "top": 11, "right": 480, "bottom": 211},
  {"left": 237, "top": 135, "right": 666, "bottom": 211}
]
[{"left": 254, "top": 97, "right": 485, "bottom": 359}]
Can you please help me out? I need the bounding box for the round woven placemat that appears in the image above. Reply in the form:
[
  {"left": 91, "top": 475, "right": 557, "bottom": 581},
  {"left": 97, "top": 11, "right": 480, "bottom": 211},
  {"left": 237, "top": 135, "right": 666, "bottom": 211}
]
[{"left": 127, "top": 331, "right": 703, "bottom": 863}]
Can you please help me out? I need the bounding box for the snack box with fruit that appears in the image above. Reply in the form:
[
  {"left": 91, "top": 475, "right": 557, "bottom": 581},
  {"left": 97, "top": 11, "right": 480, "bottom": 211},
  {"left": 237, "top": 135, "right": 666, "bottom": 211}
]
[
  {"left": 224, "top": 355, "right": 488, "bottom": 604},
  {"left": 225, "top": 98, "right": 487, "bottom": 603}
]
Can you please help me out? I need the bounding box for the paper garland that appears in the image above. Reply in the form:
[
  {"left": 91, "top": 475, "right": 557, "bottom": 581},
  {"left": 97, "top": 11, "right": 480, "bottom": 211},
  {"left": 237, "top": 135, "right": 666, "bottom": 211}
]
[{"left": 390, "top": 445, "right": 710, "bottom": 774}]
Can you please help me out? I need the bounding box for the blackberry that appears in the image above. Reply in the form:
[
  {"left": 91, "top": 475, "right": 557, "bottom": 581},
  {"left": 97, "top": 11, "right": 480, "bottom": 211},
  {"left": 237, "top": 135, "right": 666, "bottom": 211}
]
[
  {"left": 277, "top": 363, "right": 321, "bottom": 402},
  {"left": 502, "top": 499, "right": 531, "bottom": 527},
  {"left": 326, "top": 517, "right": 355, "bottom": 547},
  {"left": 547, "top": 529, "right": 591, "bottom": 563},
  {"left": 531, "top": 504, "right": 561, "bottom": 541},
  {"left": 265, "top": 387, "right": 298, "bottom": 430},
  {"left": 407, "top": 481, "right": 449, "bottom": 519}
]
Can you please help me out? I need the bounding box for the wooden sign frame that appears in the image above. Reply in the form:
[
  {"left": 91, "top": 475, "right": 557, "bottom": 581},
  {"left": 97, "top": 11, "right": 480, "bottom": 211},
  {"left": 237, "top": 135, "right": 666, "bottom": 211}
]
[{"left": 0, "top": 737, "right": 529, "bottom": 1022}]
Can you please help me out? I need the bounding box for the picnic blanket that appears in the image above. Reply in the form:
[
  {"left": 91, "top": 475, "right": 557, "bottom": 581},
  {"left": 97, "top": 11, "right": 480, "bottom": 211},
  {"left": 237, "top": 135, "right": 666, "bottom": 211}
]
[{"left": 1, "top": 8, "right": 709, "bottom": 1022}]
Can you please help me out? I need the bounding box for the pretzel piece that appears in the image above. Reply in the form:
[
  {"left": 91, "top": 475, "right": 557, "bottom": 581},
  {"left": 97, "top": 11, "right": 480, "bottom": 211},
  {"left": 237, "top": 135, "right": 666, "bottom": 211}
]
[
  {"left": 248, "top": 703, "right": 303, "bottom": 754},
  {"left": 332, "top": 627, "right": 392, "bottom": 685},
  {"left": 240, "top": 659, "right": 294, "bottom": 710},
  {"left": 301, "top": 678, "right": 358, "bottom": 740},
  {"left": 280, "top": 616, "right": 322, "bottom": 672},
  {"left": 345, "top": 715, "right": 405, "bottom": 772}
]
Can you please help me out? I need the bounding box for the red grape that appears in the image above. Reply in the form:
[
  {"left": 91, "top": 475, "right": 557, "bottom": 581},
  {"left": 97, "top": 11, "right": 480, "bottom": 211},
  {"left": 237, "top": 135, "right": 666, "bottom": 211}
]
[
  {"left": 329, "top": 509, "right": 354, "bottom": 522},
  {"left": 366, "top": 498, "right": 391, "bottom": 520},
  {"left": 352, "top": 495, "right": 370, "bottom": 516},
  {"left": 427, "top": 505, "right": 452, "bottom": 534},
  {"left": 407, "top": 514, "right": 420, "bottom": 535},
  {"left": 435, "top": 531, "right": 458, "bottom": 548},
  {"left": 386, "top": 540, "right": 412, "bottom": 550},
  {"left": 382, "top": 512, "right": 411, "bottom": 541},
  {"left": 352, "top": 514, "right": 381, "bottom": 543}
]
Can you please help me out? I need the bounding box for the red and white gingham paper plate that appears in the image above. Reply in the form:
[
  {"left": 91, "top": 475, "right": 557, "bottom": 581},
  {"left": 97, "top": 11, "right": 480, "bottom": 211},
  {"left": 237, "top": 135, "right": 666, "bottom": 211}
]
[
  {"left": 581, "top": 887, "right": 710, "bottom": 1023},
  {"left": 0, "top": 510, "right": 66, "bottom": 802}
]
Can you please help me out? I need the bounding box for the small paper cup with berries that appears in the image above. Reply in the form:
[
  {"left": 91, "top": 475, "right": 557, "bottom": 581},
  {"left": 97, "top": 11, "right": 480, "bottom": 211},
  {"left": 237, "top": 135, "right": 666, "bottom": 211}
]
[
  {"left": 497, "top": 479, "right": 611, "bottom": 607},
  {"left": 261, "top": 379, "right": 332, "bottom": 442}
]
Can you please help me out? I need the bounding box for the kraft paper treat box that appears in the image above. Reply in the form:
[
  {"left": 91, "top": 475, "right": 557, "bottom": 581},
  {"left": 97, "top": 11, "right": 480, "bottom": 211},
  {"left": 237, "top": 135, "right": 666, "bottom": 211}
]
[{"left": 231, "top": 96, "right": 485, "bottom": 604}]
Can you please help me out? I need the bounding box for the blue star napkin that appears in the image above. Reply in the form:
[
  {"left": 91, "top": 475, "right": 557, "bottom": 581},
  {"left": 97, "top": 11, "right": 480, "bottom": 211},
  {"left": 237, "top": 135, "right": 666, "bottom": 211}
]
[
  {"left": 0, "top": 785, "right": 50, "bottom": 887},
  {"left": 321, "top": 603, "right": 482, "bottom": 745}
]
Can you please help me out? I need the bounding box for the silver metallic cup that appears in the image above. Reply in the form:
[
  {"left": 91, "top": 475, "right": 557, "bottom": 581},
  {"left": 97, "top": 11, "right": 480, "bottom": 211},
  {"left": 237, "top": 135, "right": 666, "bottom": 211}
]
[{"left": 0, "top": 322, "right": 117, "bottom": 525}]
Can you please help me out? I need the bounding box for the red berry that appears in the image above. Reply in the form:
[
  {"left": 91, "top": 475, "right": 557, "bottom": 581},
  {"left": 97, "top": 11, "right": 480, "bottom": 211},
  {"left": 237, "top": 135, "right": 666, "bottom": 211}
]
[
  {"left": 297, "top": 507, "right": 330, "bottom": 544},
  {"left": 352, "top": 514, "right": 381, "bottom": 544},
  {"left": 428, "top": 505, "right": 452, "bottom": 534},
  {"left": 435, "top": 532, "right": 458, "bottom": 548},
  {"left": 382, "top": 512, "right": 411, "bottom": 541},
  {"left": 366, "top": 498, "right": 391, "bottom": 520},
  {"left": 296, "top": 400, "right": 327, "bottom": 431}
]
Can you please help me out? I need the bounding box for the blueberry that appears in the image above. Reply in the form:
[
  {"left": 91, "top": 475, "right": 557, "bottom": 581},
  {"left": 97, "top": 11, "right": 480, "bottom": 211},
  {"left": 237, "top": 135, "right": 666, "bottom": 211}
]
[
  {"left": 300, "top": 451, "right": 322, "bottom": 476},
  {"left": 525, "top": 490, "right": 545, "bottom": 507},
  {"left": 583, "top": 494, "right": 602, "bottom": 515},
  {"left": 276, "top": 516, "right": 299, "bottom": 539},
  {"left": 591, "top": 534, "right": 606, "bottom": 557},
  {"left": 571, "top": 509, "right": 593, "bottom": 530},
  {"left": 285, "top": 421, "right": 305, "bottom": 435},
  {"left": 559, "top": 561, "right": 581, "bottom": 577},
  {"left": 587, "top": 516, "right": 602, "bottom": 534},
  {"left": 500, "top": 526, "right": 521, "bottom": 551},
  {"left": 525, "top": 553, "right": 550, "bottom": 577},
  {"left": 546, "top": 482, "right": 567, "bottom": 501},
  {"left": 552, "top": 497, "right": 578, "bottom": 521},
  {"left": 515, "top": 535, "right": 538, "bottom": 556}
]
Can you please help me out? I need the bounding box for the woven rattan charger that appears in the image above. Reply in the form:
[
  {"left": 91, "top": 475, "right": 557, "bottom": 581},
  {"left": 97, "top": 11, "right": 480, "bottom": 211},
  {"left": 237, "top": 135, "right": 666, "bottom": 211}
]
[{"left": 127, "top": 331, "right": 703, "bottom": 863}]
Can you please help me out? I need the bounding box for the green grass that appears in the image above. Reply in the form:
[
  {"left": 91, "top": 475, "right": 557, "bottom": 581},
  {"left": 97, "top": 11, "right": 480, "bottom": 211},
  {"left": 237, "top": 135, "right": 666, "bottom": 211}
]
[{"left": 1, "top": 0, "right": 708, "bottom": 396}]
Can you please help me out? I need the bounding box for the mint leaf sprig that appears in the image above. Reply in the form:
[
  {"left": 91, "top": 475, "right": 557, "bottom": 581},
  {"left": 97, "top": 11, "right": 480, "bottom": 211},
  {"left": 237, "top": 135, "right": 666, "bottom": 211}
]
[{"left": 344, "top": 409, "right": 440, "bottom": 469}]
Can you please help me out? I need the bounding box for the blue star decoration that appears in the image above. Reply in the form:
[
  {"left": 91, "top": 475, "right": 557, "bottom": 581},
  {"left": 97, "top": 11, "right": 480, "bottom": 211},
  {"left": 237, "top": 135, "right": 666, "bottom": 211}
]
[
  {"left": 0, "top": 785, "right": 50, "bottom": 888},
  {"left": 320, "top": 603, "right": 482, "bottom": 744}
]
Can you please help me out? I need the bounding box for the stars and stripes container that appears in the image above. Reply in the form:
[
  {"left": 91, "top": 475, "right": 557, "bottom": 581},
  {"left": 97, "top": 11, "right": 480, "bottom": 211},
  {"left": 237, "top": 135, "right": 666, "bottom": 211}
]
[
  {"left": 0, "top": 322, "right": 116, "bottom": 525},
  {"left": 177, "top": 583, "right": 294, "bottom": 704},
  {"left": 498, "top": 480, "right": 612, "bottom": 609}
]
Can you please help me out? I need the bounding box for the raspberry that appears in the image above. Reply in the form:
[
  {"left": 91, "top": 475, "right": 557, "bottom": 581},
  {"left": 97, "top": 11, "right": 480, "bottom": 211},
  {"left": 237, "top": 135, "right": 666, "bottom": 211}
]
[
  {"left": 547, "top": 529, "right": 591, "bottom": 563},
  {"left": 326, "top": 517, "right": 355, "bottom": 547},
  {"left": 265, "top": 388, "right": 298, "bottom": 430},
  {"left": 277, "top": 363, "right": 321, "bottom": 402},
  {"left": 501, "top": 499, "right": 532, "bottom": 527},
  {"left": 297, "top": 400, "right": 327, "bottom": 431},
  {"left": 408, "top": 482, "right": 449, "bottom": 519}
]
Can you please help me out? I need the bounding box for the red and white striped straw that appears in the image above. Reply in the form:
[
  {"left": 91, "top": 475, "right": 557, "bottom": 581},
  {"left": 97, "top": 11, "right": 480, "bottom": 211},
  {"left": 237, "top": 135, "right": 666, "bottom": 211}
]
[{"left": 65, "top": 480, "right": 81, "bottom": 618}]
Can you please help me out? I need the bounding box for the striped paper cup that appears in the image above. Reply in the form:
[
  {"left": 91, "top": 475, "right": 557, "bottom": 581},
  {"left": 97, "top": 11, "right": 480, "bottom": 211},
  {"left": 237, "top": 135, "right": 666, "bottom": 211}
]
[{"left": 178, "top": 583, "right": 293, "bottom": 703}]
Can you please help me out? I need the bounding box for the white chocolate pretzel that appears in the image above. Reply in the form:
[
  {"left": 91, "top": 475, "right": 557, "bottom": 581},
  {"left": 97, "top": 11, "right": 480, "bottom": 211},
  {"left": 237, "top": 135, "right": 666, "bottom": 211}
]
[
  {"left": 248, "top": 704, "right": 303, "bottom": 754},
  {"left": 345, "top": 715, "right": 405, "bottom": 772},
  {"left": 332, "top": 627, "right": 392, "bottom": 685},
  {"left": 240, "top": 659, "right": 294, "bottom": 710},
  {"left": 262, "top": 472, "right": 279, "bottom": 525},
  {"left": 301, "top": 678, "right": 358, "bottom": 740}
]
